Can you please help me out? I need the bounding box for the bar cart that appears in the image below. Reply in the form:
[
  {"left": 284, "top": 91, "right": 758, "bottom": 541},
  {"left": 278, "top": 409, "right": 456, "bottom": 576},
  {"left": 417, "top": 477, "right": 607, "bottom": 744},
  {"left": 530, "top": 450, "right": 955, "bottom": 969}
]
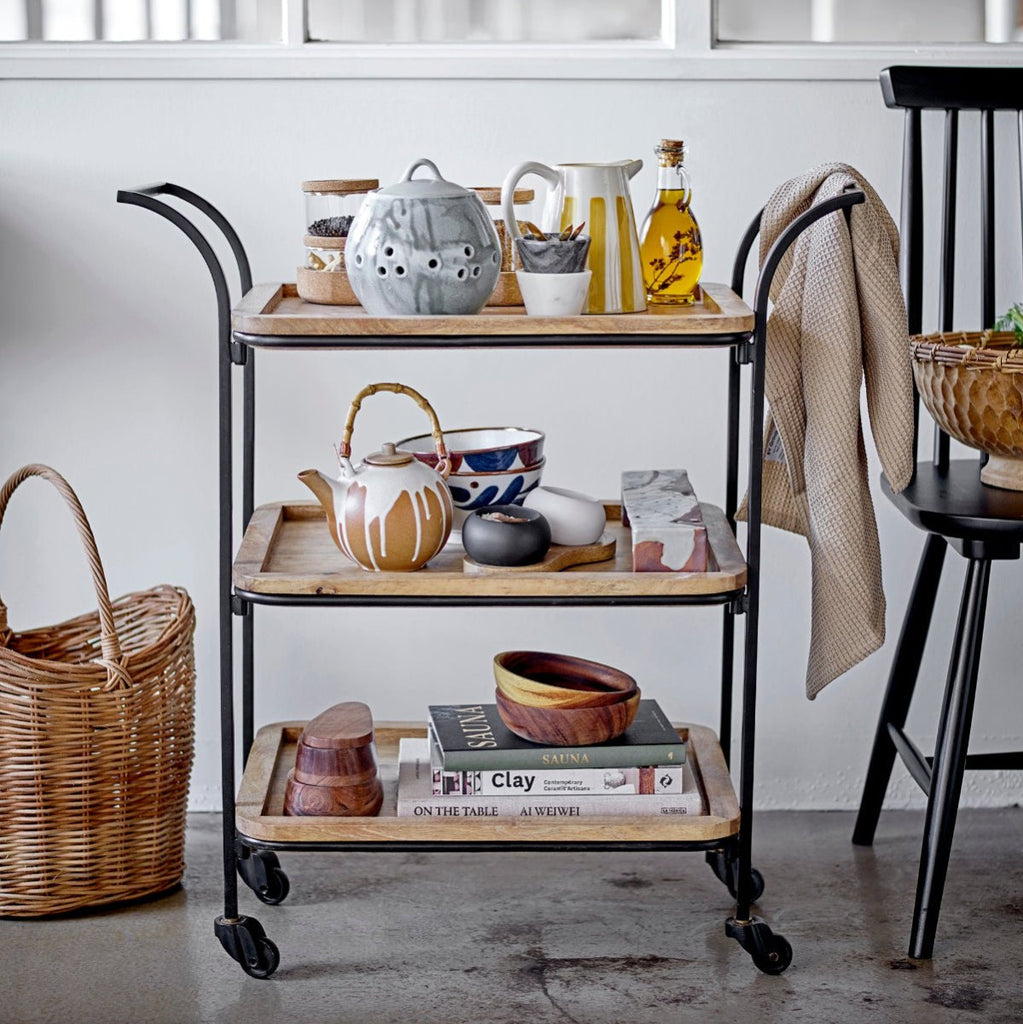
[{"left": 118, "top": 182, "right": 864, "bottom": 979}]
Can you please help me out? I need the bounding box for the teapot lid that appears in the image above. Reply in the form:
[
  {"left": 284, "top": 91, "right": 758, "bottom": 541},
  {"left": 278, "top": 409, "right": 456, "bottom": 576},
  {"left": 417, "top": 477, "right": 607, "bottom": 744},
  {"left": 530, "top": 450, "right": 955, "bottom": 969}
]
[
  {"left": 363, "top": 442, "right": 415, "bottom": 467},
  {"left": 378, "top": 158, "right": 472, "bottom": 200}
]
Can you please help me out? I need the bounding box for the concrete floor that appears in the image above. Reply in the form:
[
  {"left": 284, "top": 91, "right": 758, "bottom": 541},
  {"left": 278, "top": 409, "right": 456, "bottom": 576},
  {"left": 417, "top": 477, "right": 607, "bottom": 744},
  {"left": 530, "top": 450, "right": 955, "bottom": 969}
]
[{"left": 4, "top": 809, "right": 1022, "bottom": 1024}]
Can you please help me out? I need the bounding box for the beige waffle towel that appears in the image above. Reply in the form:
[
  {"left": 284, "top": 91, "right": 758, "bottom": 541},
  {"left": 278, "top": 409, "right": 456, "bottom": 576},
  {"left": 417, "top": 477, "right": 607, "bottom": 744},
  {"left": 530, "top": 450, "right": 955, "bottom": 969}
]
[{"left": 738, "top": 164, "right": 915, "bottom": 699}]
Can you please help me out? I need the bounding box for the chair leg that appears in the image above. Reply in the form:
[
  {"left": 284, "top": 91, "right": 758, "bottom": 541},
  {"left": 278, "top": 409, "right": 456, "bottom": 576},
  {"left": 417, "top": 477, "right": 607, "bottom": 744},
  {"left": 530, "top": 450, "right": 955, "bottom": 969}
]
[
  {"left": 853, "top": 533, "right": 948, "bottom": 846},
  {"left": 908, "top": 556, "right": 990, "bottom": 959}
]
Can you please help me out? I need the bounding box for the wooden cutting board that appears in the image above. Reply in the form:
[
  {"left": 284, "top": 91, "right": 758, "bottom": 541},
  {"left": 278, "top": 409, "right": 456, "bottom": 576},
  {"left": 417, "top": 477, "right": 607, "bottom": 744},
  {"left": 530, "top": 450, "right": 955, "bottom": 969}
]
[{"left": 462, "top": 532, "right": 616, "bottom": 574}]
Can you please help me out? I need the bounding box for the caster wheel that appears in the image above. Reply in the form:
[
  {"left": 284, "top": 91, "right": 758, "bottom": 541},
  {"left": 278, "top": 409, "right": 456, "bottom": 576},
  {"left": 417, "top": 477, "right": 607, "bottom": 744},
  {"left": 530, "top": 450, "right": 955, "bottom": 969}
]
[
  {"left": 238, "top": 849, "right": 291, "bottom": 905},
  {"left": 741, "top": 868, "right": 766, "bottom": 903},
  {"left": 241, "top": 937, "right": 281, "bottom": 979},
  {"left": 215, "top": 914, "right": 281, "bottom": 980},
  {"left": 255, "top": 866, "right": 290, "bottom": 906},
  {"left": 752, "top": 933, "right": 792, "bottom": 975}
]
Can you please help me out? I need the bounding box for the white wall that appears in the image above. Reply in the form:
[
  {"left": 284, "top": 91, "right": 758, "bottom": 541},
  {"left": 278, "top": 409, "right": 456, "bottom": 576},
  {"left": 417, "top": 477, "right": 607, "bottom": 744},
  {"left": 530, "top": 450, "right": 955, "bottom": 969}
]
[{"left": 2, "top": 73, "right": 1021, "bottom": 812}]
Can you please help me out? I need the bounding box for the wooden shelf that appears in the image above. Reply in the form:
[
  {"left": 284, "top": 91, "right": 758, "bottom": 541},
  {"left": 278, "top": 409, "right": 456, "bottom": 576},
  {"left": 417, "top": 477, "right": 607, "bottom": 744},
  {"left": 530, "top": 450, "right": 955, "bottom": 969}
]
[
  {"left": 236, "top": 721, "right": 740, "bottom": 845},
  {"left": 232, "top": 282, "right": 753, "bottom": 340},
  {"left": 233, "top": 501, "right": 746, "bottom": 600}
]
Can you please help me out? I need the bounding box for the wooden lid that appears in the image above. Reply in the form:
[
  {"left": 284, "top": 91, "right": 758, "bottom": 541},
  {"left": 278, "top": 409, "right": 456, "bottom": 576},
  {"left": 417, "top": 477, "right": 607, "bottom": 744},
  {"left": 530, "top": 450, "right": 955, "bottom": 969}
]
[
  {"left": 302, "top": 179, "right": 379, "bottom": 194},
  {"left": 300, "top": 701, "right": 375, "bottom": 749},
  {"left": 472, "top": 187, "right": 535, "bottom": 205},
  {"left": 304, "top": 234, "right": 348, "bottom": 249}
]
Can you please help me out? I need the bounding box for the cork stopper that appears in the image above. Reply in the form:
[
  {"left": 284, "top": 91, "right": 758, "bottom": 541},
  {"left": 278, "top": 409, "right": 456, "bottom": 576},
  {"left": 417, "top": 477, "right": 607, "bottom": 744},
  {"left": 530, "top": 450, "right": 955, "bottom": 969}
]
[{"left": 655, "top": 139, "right": 687, "bottom": 164}]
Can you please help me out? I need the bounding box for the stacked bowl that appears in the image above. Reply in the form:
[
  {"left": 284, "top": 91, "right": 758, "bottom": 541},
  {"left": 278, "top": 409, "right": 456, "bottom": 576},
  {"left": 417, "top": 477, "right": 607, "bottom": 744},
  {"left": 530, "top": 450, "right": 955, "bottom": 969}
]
[
  {"left": 493, "top": 650, "right": 640, "bottom": 746},
  {"left": 396, "top": 427, "right": 545, "bottom": 526}
]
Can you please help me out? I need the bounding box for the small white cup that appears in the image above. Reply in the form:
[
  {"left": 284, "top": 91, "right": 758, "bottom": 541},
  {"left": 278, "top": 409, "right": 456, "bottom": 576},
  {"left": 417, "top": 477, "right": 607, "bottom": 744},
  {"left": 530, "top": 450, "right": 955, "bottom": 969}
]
[
  {"left": 516, "top": 270, "right": 591, "bottom": 317},
  {"left": 523, "top": 486, "right": 606, "bottom": 546}
]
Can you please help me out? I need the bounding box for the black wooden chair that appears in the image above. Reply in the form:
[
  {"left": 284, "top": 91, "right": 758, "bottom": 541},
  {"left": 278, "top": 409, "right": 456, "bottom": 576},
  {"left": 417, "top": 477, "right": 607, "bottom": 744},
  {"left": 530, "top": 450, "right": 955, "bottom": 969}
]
[{"left": 853, "top": 66, "right": 1023, "bottom": 959}]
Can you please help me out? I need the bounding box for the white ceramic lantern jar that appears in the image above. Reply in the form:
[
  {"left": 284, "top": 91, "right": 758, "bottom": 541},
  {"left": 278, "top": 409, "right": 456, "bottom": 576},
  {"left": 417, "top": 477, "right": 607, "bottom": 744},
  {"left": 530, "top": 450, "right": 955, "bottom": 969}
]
[{"left": 346, "top": 159, "right": 501, "bottom": 316}]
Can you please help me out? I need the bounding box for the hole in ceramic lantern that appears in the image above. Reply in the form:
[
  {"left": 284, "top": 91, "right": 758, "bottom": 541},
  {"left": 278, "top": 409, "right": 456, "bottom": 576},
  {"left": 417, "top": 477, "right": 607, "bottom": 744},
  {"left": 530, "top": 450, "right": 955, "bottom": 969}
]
[
  {"left": 428, "top": 257, "right": 440, "bottom": 269},
  {"left": 395, "top": 266, "right": 406, "bottom": 276},
  {"left": 354, "top": 253, "right": 364, "bottom": 266},
  {"left": 377, "top": 266, "right": 388, "bottom": 277},
  {"left": 385, "top": 246, "right": 394, "bottom": 257},
  {"left": 464, "top": 245, "right": 474, "bottom": 257},
  {"left": 491, "top": 252, "right": 499, "bottom": 264},
  {"left": 471, "top": 266, "right": 481, "bottom": 278},
  {"left": 457, "top": 268, "right": 467, "bottom": 280}
]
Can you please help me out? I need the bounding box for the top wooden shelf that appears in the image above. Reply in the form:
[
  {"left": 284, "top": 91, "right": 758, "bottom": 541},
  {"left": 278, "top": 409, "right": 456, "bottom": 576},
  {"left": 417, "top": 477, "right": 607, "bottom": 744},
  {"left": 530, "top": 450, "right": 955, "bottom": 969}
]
[{"left": 232, "top": 282, "right": 754, "bottom": 343}]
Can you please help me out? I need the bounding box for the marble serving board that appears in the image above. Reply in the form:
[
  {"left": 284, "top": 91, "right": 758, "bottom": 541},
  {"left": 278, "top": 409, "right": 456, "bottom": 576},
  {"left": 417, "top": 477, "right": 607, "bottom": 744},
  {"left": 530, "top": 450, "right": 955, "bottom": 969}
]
[{"left": 621, "top": 469, "right": 709, "bottom": 573}]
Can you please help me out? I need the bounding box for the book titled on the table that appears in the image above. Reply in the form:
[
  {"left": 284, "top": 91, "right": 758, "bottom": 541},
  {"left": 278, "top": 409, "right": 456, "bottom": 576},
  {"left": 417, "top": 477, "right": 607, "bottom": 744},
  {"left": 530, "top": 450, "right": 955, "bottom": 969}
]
[
  {"left": 429, "top": 732, "right": 684, "bottom": 795},
  {"left": 427, "top": 699, "right": 686, "bottom": 771},
  {"left": 398, "top": 739, "right": 703, "bottom": 818}
]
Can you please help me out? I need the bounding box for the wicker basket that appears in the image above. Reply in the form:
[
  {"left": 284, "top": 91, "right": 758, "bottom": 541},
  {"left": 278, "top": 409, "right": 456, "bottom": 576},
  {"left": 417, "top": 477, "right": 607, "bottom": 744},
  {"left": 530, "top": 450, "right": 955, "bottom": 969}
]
[
  {"left": 910, "top": 330, "right": 1023, "bottom": 491},
  {"left": 0, "top": 464, "right": 196, "bottom": 917}
]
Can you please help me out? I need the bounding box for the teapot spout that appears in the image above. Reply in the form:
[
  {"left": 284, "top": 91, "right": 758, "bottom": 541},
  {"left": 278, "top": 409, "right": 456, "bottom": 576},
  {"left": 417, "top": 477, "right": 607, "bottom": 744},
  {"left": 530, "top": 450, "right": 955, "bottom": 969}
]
[{"left": 298, "top": 469, "right": 342, "bottom": 550}]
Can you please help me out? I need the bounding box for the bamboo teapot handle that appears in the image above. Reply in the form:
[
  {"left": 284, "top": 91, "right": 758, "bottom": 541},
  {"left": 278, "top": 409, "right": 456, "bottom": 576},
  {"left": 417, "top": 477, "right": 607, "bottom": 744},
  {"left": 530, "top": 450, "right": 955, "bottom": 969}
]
[{"left": 338, "top": 383, "right": 450, "bottom": 478}]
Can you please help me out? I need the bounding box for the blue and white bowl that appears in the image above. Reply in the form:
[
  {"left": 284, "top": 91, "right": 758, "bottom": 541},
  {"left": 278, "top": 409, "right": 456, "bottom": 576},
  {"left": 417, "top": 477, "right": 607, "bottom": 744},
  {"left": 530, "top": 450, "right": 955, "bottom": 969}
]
[
  {"left": 446, "top": 458, "right": 545, "bottom": 527},
  {"left": 396, "top": 427, "right": 545, "bottom": 474}
]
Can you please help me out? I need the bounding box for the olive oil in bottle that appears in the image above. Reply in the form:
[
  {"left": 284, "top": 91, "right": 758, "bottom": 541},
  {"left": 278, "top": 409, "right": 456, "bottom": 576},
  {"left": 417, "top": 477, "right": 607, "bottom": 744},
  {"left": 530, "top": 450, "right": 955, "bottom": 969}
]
[{"left": 639, "top": 139, "right": 703, "bottom": 305}]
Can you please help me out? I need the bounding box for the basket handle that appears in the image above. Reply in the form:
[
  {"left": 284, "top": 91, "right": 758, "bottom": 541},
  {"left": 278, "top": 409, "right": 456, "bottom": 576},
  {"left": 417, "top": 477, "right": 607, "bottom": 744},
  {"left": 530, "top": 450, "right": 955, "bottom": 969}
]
[
  {"left": 337, "top": 382, "right": 450, "bottom": 478},
  {"left": 0, "top": 464, "right": 131, "bottom": 691}
]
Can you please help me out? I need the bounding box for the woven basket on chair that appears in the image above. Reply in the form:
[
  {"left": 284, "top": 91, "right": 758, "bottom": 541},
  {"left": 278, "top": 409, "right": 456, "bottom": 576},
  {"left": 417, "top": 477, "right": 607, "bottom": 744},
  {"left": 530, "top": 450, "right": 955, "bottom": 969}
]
[
  {"left": 910, "top": 330, "right": 1023, "bottom": 491},
  {"left": 0, "top": 464, "right": 196, "bottom": 917}
]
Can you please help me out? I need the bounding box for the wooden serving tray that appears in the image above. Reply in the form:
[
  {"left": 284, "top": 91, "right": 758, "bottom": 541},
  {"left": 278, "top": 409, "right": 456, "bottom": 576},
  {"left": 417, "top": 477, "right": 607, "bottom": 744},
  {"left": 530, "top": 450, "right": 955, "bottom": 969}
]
[
  {"left": 233, "top": 502, "right": 747, "bottom": 599},
  {"left": 236, "top": 721, "right": 740, "bottom": 845},
  {"left": 231, "top": 281, "right": 754, "bottom": 338}
]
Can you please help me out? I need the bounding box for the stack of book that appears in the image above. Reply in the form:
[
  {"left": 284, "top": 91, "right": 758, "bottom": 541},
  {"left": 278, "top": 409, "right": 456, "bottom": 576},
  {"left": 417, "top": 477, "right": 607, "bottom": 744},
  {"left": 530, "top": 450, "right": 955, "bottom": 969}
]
[{"left": 396, "top": 699, "right": 703, "bottom": 818}]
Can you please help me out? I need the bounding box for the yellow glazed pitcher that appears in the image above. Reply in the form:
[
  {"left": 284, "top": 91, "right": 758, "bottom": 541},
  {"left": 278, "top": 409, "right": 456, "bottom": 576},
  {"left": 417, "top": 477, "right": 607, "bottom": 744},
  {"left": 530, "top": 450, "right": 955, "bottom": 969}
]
[{"left": 501, "top": 160, "right": 647, "bottom": 315}]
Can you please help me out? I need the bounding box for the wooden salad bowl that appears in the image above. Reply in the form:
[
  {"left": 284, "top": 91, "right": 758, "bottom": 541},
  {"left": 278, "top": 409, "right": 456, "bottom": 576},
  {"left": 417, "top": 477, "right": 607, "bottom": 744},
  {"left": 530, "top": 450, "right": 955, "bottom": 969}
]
[
  {"left": 493, "top": 650, "right": 638, "bottom": 709},
  {"left": 495, "top": 688, "right": 641, "bottom": 746}
]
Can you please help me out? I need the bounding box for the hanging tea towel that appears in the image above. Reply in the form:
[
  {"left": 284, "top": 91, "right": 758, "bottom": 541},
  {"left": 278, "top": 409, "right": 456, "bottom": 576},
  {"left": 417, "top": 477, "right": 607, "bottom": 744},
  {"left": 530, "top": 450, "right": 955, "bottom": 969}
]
[{"left": 738, "top": 164, "right": 915, "bottom": 698}]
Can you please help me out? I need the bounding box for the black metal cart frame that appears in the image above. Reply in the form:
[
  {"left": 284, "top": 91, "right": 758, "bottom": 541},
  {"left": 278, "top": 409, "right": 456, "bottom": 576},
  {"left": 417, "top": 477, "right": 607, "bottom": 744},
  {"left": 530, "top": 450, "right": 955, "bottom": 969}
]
[{"left": 117, "top": 181, "right": 864, "bottom": 978}]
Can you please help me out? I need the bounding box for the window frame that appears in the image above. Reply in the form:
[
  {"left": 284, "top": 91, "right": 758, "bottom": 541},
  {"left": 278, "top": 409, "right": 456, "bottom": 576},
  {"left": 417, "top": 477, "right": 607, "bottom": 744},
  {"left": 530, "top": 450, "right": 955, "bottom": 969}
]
[{"left": 2, "top": 0, "right": 1022, "bottom": 80}]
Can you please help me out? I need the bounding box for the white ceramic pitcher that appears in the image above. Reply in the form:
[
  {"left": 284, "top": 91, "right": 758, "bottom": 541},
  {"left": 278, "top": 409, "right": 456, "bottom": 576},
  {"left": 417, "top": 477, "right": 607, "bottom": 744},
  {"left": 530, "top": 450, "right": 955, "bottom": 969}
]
[{"left": 501, "top": 160, "right": 646, "bottom": 314}]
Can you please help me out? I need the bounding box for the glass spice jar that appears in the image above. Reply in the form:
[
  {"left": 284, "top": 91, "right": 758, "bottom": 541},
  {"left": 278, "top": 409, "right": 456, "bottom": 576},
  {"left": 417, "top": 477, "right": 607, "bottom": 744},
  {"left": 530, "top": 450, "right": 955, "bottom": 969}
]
[
  {"left": 638, "top": 140, "right": 703, "bottom": 305},
  {"left": 302, "top": 178, "right": 379, "bottom": 245},
  {"left": 473, "top": 187, "right": 535, "bottom": 273}
]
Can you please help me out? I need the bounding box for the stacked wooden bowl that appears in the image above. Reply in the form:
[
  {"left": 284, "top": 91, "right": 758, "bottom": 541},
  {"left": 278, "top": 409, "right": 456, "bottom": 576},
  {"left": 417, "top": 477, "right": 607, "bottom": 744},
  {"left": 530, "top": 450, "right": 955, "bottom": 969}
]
[
  {"left": 493, "top": 650, "right": 640, "bottom": 746},
  {"left": 284, "top": 701, "right": 383, "bottom": 816}
]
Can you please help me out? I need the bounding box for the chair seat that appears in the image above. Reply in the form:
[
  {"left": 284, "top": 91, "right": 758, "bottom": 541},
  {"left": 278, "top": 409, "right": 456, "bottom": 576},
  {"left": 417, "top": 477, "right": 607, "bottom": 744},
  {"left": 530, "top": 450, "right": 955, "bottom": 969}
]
[{"left": 882, "top": 459, "right": 1023, "bottom": 549}]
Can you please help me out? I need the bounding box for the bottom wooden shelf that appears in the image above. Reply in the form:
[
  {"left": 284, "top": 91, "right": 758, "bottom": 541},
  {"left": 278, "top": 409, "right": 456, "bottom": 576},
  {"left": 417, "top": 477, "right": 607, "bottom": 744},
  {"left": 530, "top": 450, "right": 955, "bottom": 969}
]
[{"left": 236, "top": 721, "right": 740, "bottom": 844}]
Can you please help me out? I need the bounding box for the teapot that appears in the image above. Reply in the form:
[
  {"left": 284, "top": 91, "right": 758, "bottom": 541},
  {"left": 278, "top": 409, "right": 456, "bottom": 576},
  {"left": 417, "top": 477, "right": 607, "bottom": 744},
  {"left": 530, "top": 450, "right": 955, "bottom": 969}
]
[
  {"left": 501, "top": 159, "right": 646, "bottom": 315},
  {"left": 298, "top": 383, "right": 453, "bottom": 572}
]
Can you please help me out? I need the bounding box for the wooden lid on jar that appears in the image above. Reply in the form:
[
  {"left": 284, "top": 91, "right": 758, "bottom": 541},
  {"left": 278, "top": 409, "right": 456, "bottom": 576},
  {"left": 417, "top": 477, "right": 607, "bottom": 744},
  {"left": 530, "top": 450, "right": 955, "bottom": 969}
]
[
  {"left": 304, "top": 234, "right": 348, "bottom": 249},
  {"left": 300, "top": 701, "right": 375, "bottom": 749},
  {"left": 302, "top": 179, "right": 379, "bottom": 194},
  {"left": 472, "top": 187, "right": 535, "bottom": 205}
]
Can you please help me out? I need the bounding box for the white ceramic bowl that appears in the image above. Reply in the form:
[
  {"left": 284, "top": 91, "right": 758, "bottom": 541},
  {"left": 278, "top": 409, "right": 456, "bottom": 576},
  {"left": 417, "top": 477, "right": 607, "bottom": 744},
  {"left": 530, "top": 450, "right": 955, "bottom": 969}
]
[
  {"left": 516, "top": 270, "right": 591, "bottom": 317},
  {"left": 447, "top": 459, "right": 546, "bottom": 526},
  {"left": 523, "top": 485, "right": 606, "bottom": 546}
]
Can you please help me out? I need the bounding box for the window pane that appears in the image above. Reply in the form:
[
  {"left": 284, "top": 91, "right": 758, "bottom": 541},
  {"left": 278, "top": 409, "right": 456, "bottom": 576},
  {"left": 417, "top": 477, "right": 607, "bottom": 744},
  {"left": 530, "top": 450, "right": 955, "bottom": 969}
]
[
  {"left": 716, "top": 0, "right": 1013, "bottom": 44},
  {"left": 308, "top": 0, "right": 664, "bottom": 44},
  {"left": 0, "top": 0, "right": 282, "bottom": 41}
]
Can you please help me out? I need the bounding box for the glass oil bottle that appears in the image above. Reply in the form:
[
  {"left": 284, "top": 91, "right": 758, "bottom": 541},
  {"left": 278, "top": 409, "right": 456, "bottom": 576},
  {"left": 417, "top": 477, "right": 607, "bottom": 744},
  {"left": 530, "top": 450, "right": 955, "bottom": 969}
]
[{"left": 639, "top": 139, "right": 703, "bottom": 305}]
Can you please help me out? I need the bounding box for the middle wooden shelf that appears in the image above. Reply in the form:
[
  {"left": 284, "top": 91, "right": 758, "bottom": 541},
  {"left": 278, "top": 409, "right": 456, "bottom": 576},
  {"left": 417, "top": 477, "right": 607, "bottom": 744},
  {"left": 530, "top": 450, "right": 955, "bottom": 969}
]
[{"left": 233, "top": 500, "right": 747, "bottom": 600}]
